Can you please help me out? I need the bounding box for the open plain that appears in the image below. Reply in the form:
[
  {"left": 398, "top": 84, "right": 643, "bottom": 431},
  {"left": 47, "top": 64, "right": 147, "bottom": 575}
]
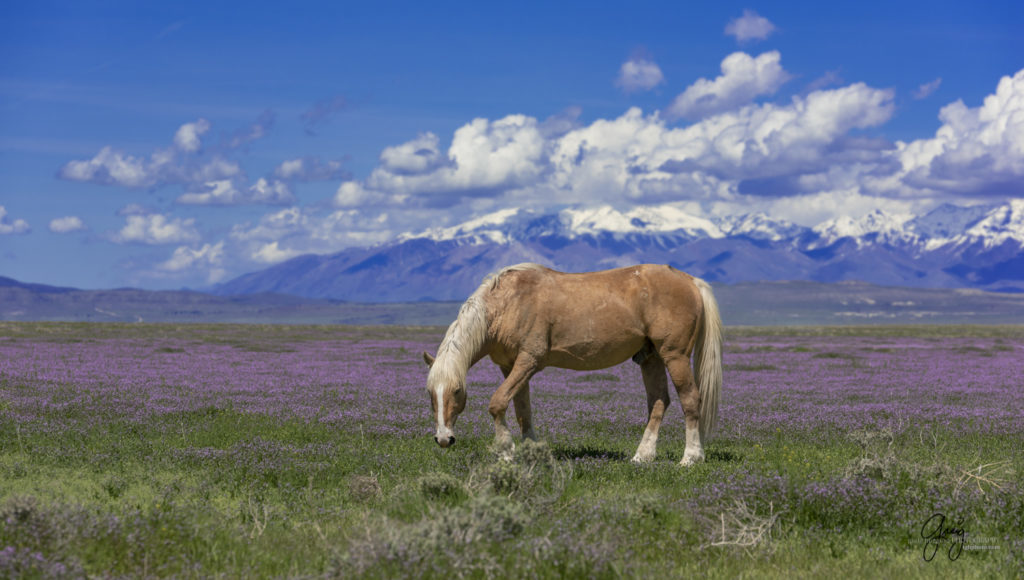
[{"left": 1, "top": 322, "right": 1022, "bottom": 578}]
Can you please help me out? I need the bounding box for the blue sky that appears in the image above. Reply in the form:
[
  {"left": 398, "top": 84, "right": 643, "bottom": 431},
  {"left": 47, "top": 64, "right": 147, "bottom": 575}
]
[{"left": 2, "top": 1, "right": 1023, "bottom": 289}]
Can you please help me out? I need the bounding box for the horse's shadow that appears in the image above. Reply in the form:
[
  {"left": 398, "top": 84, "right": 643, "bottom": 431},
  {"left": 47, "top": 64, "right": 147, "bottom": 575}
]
[
  {"left": 552, "top": 445, "right": 629, "bottom": 462},
  {"left": 552, "top": 445, "right": 742, "bottom": 463},
  {"left": 655, "top": 449, "right": 744, "bottom": 463},
  {"left": 706, "top": 449, "right": 742, "bottom": 463}
]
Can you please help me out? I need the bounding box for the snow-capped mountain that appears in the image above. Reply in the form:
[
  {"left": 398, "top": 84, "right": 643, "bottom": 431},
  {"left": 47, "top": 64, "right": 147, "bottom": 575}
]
[
  {"left": 811, "top": 201, "right": 1024, "bottom": 251},
  {"left": 956, "top": 199, "right": 1024, "bottom": 248},
  {"left": 811, "top": 209, "right": 915, "bottom": 248},
  {"left": 215, "top": 201, "right": 1024, "bottom": 301},
  {"left": 402, "top": 204, "right": 725, "bottom": 244},
  {"left": 713, "top": 212, "right": 807, "bottom": 242},
  {"left": 909, "top": 203, "right": 995, "bottom": 247}
]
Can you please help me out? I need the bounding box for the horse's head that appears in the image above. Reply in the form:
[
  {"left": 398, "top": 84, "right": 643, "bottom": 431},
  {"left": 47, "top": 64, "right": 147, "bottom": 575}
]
[{"left": 423, "top": 351, "right": 466, "bottom": 448}]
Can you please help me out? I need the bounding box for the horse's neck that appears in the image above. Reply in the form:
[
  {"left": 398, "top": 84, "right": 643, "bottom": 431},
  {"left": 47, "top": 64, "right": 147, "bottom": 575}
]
[
  {"left": 434, "top": 297, "right": 489, "bottom": 380},
  {"left": 469, "top": 346, "right": 491, "bottom": 368}
]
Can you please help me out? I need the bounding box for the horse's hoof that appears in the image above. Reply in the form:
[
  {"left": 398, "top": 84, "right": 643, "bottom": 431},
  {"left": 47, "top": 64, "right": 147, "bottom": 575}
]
[
  {"left": 631, "top": 453, "right": 654, "bottom": 465},
  {"left": 679, "top": 453, "right": 704, "bottom": 467}
]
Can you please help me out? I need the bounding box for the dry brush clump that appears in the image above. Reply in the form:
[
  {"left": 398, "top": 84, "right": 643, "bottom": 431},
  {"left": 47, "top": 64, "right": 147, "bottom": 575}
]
[
  {"left": 686, "top": 424, "right": 1022, "bottom": 554},
  {"left": 331, "top": 441, "right": 574, "bottom": 578},
  {"left": 331, "top": 494, "right": 529, "bottom": 578},
  {"left": 417, "top": 471, "right": 467, "bottom": 502},
  {"left": 347, "top": 474, "right": 383, "bottom": 503},
  {"left": 951, "top": 460, "right": 1014, "bottom": 500},
  {"left": 831, "top": 426, "right": 1024, "bottom": 543},
  {"left": 844, "top": 426, "right": 961, "bottom": 489},
  {"left": 845, "top": 427, "right": 1016, "bottom": 496},
  {"left": 843, "top": 427, "right": 904, "bottom": 481},
  {"left": 703, "top": 500, "right": 782, "bottom": 553},
  {"left": 468, "top": 439, "right": 572, "bottom": 506}
]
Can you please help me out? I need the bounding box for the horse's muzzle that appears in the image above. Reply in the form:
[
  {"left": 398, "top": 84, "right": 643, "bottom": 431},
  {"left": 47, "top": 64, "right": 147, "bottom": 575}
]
[{"left": 434, "top": 435, "right": 455, "bottom": 448}]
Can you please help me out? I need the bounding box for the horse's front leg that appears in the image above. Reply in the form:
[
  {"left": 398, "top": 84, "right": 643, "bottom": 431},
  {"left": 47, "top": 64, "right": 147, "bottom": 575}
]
[
  {"left": 512, "top": 382, "right": 536, "bottom": 441},
  {"left": 489, "top": 356, "right": 538, "bottom": 455}
]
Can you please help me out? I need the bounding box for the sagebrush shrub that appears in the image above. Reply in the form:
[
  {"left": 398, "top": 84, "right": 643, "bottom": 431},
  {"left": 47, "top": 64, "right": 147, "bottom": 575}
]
[{"left": 417, "top": 471, "right": 466, "bottom": 501}]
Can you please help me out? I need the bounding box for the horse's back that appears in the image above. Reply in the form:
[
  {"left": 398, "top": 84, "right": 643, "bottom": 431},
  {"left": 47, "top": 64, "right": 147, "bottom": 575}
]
[
  {"left": 492, "top": 263, "right": 700, "bottom": 313},
  {"left": 487, "top": 264, "right": 704, "bottom": 369}
]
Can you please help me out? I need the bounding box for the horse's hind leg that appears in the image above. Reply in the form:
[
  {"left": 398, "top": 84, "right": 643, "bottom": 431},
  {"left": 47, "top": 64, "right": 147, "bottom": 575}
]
[
  {"left": 512, "top": 382, "right": 536, "bottom": 441},
  {"left": 662, "top": 353, "right": 704, "bottom": 466},
  {"left": 632, "top": 355, "right": 670, "bottom": 464}
]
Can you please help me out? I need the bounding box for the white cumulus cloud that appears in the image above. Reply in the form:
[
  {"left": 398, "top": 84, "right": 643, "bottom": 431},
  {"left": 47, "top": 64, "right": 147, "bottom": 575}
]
[
  {"left": 110, "top": 212, "right": 201, "bottom": 245},
  {"left": 763, "top": 188, "right": 922, "bottom": 227},
  {"left": 57, "top": 115, "right": 287, "bottom": 206},
  {"left": 379, "top": 133, "right": 445, "bottom": 175},
  {"left": 0, "top": 206, "right": 30, "bottom": 235},
  {"left": 725, "top": 9, "right": 777, "bottom": 43},
  {"left": 356, "top": 115, "right": 548, "bottom": 206},
  {"left": 333, "top": 181, "right": 400, "bottom": 208},
  {"left": 548, "top": 82, "right": 895, "bottom": 205},
  {"left": 176, "top": 180, "right": 243, "bottom": 205},
  {"left": 59, "top": 146, "right": 157, "bottom": 187},
  {"left": 173, "top": 119, "right": 211, "bottom": 152},
  {"left": 58, "top": 143, "right": 241, "bottom": 189},
  {"left": 325, "top": 75, "right": 896, "bottom": 218},
  {"left": 616, "top": 57, "right": 665, "bottom": 93},
  {"left": 273, "top": 156, "right": 349, "bottom": 181},
  {"left": 872, "top": 68, "right": 1024, "bottom": 198},
  {"left": 176, "top": 178, "right": 295, "bottom": 206},
  {"left": 157, "top": 242, "right": 226, "bottom": 283},
  {"left": 49, "top": 216, "right": 86, "bottom": 233},
  {"left": 252, "top": 241, "right": 304, "bottom": 264},
  {"left": 229, "top": 206, "right": 393, "bottom": 264},
  {"left": 248, "top": 178, "right": 295, "bottom": 205},
  {"left": 913, "top": 77, "right": 942, "bottom": 100},
  {"left": 666, "top": 51, "right": 791, "bottom": 120}
]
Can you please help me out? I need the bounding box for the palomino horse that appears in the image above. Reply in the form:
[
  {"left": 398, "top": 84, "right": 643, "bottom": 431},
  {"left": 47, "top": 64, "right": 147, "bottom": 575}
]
[{"left": 423, "top": 263, "right": 723, "bottom": 466}]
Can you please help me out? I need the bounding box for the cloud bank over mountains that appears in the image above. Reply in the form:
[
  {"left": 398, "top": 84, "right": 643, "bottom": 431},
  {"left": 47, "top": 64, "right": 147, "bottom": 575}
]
[
  {"left": 326, "top": 63, "right": 1022, "bottom": 230},
  {"left": 46, "top": 8, "right": 1024, "bottom": 288}
]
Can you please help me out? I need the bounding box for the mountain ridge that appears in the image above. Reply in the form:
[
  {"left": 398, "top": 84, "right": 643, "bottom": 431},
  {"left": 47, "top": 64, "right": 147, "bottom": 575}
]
[{"left": 215, "top": 200, "right": 1024, "bottom": 301}]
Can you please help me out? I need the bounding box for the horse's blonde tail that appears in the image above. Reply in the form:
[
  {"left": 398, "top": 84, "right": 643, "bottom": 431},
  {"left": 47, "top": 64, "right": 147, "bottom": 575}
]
[{"left": 693, "top": 278, "right": 723, "bottom": 441}]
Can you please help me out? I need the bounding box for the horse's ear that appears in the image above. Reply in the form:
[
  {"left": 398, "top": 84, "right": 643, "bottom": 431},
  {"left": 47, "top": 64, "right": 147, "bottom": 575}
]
[{"left": 422, "top": 352, "right": 435, "bottom": 368}]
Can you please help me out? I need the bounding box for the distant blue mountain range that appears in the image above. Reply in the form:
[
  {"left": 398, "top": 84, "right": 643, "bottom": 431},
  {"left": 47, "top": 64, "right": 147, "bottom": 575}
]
[{"left": 213, "top": 201, "right": 1024, "bottom": 302}]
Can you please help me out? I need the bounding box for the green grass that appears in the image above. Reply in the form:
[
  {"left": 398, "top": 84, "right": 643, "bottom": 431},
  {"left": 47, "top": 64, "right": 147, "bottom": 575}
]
[
  {"left": 2, "top": 410, "right": 1021, "bottom": 577},
  {"left": 3, "top": 422, "right": 1019, "bottom": 578},
  {"left": 1, "top": 322, "right": 1022, "bottom": 578}
]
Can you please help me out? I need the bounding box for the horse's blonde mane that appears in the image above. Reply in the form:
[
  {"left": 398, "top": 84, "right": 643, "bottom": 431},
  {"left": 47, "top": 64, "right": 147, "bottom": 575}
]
[{"left": 428, "top": 263, "right": 546, "bottom": 391}]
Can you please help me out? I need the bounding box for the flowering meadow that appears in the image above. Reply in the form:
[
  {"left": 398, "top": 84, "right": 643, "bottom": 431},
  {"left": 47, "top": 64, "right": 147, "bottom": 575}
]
[{"left": 1, "top": 321, "right": 1023, "bottom": 578}]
